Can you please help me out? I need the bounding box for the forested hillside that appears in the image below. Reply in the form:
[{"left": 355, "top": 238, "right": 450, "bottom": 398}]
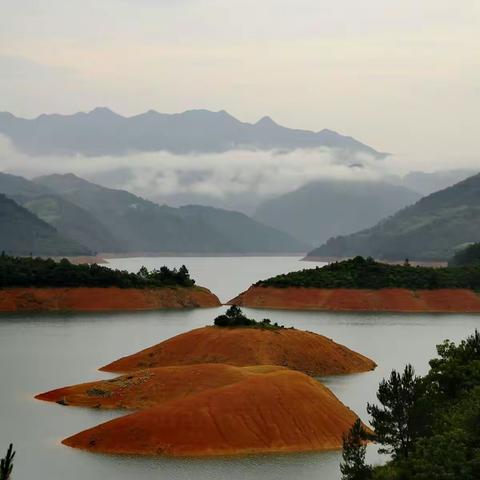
[
  {"left": 308, "top": 172, "right": 480, "bottom": 261},
  {"left": 0, "top": 194, "right": 90, "bottom": 256}
]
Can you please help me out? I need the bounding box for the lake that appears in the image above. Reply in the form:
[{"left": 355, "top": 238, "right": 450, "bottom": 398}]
[{"left": 0, "top": 256, "right": 479, "bottom": 479}]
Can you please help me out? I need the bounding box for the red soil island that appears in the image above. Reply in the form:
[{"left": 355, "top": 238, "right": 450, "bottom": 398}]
[
  {"left": 62, "top": 369, "right": 366, "bottom": 457},
  {"left": 35, "top": 364, "right": 285, "bottom": 410},
  {"left": 229, "top": 286, "right": 480, "bottom": 313},
  {"left": 100, "top": 326, "right": 376, "bottom": 376},
  {"left": 0, "top": 286, "right": 220, "bottom": 312}
]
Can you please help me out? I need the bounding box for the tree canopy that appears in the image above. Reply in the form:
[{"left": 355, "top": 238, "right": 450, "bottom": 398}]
[
  {"left": 0, "top": 254, "right": 195, "bottom": 289},
  {"left": 214, "top": 305, "right": 284, "bottom": 329},
  {"left": 256, "top": 256, "right": 480, "bottom": 290},
  {"left": 344, "top": 330, "right": 480, "bottom": 480}
]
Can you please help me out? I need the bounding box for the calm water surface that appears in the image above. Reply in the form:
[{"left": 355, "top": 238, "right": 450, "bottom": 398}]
[{"left": 1, "top": 256, "right": 479, "bottom": 480}]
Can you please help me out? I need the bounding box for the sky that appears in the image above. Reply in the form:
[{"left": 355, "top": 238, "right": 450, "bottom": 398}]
[{"left": 1, "top": 0, "right": 479, "bottom": 170}]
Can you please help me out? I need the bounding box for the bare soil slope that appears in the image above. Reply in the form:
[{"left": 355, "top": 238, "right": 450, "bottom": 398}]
[
  {"left": 0, "top": 286, "right": 220, "bottom": 312},
  {"left": 229, "top": 286, "right": 480, "bottom": 312},
  {"left": 100, "top": 326, "right": 376, "bottom": 376},
  {"left": 63, "top": 369, "right": 365, "bottom": 457},
  {"left": 35, "top": 364, "right": 284, "bottom": 410}
]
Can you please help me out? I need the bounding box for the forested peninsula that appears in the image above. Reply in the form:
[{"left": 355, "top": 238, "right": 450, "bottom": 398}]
[
  {"left": 230, "top": 257, "right": 480, "bottom": 312},
  {"left": 0, "top": 255, "right": 220, "bottom": 311}
]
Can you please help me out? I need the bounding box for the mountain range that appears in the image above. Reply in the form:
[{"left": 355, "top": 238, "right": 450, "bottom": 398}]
[
  {"left": 254, "top": 180, "right": 420, "bottom": 246},
  {"left": 0, "top": 172, "right": 307, "bottom": 255},
  {"left": 307, "top": 172, "right": 480, "bottom": 261},
  {"left": 0, "top": 108, "right": 386, "bottom": 157}
]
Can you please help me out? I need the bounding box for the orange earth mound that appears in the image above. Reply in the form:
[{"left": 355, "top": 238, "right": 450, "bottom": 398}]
[
  {"left": 0, "top": 286, "right": 220, "bottom": 312},
  {"left": 229, "top": 286, "right": 480, "bottom": 312},
  {"left": 100, "top": 326, "right": 376, "bottom": 376},
  {"left": 35, "top": 364, "right": 285, "bottom": 410},
  {"left": 63, "top": 369, "right": 366, "bottom": 457}
]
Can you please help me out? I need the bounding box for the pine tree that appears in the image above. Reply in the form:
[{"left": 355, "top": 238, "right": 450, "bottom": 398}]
[
  {"left": 0, "top": 444, "right": 15, "bottom": 480},
  {"left": 340, "top": 419, "right": 372, "bottom": 480},
  {"left": 367, "top": 364, "right": 423, "bottom": 460}
]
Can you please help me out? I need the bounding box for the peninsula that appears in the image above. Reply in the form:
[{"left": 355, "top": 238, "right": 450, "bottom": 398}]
[
  {"left": 0, "top": 255, "right": 220, "bottom": 311},
  {"left": 230, "top": 256, "right": 480, "bottom": 312}
]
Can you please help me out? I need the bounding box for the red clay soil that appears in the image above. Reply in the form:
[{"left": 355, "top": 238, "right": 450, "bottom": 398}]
[
  {"left": 100, "top": 326, "right": 376, "bottom": 376},
  {"left": 229, "top": 286, "right": 480, "bottom": 313},
  {"left": 62, "top": 369, "right": 365, "bottom": 457},
  {"left": 0, "top": 286, "right": 220, "bottom": 312},
  {"left": 35, "top": 364, "right": 284, "bottom": 410}
]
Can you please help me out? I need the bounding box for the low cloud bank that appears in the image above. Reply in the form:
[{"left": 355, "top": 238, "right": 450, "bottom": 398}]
[{"left": 0, "top": 134, "right": 478, "bottom": 212}]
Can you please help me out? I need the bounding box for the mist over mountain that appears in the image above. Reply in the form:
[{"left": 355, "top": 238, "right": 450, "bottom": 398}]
[
  {"left": 33, "top": 173, "right": 307, "bottom": 254},
  {"left": 401, "top": 169, "right": 477, "bottom": 196},
  {"left": 254, "top": 180, "right": 421, "bottom": 246},
  {"left": 308, "top": 171, "right": 480, "bottom": 261},
  {"left": 0, "top": 108, "right": 386, "bottom": 157}
]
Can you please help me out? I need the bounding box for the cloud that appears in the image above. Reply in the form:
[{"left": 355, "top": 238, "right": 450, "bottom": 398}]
[
  {"left": 1, "top": 134, "right": 478, "bottom": 214},
  {"left": 0, "top": 133, "right": 382, "bottom": 194}
]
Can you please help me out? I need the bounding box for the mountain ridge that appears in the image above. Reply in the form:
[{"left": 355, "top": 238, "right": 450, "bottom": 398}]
[
  {"left": 0, "top": 108, "right": 386, "bottom": 157},
  {"left": 33, "top": 173, "right": 308, "bottom": 254},
  {"left": 0, "top": 193, "right": 90, "bottom": 256},
  {"left": 307, "top": 172, "right": 480, "bottom": 261},
  {"left": 254, "top": 179, "right": 421, "bottom": 245}
]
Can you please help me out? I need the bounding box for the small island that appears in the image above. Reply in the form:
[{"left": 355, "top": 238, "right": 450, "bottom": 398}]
[
  {"left": 0, "top": 254, "right": 220, "bottom": 312},
  {"left": 229, "top": 256, "right": 480, "bottom": 312},
  {"left": 35, "top": 363, "right": 286, "bottom": 410},
  {"left": 100, "top": 306, "right": 376, "bottom": 375},
  {"left": 61, "top": 369, "right": 368, "bottom": 457},
  {"left": 36, "top": 308, "right": 375, "bottom": 457}
]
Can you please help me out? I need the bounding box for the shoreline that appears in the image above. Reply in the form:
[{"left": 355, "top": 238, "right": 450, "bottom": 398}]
[
  {"left": 229, "top": 286, "right": 480, "bottom": 313},
  {"left": 0, "top": 286, "right": 220, "bottom": 313}
]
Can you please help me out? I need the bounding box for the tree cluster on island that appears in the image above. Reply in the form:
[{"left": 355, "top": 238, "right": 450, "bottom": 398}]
[
  {"left": 0, "top": 253, "right": 195, "bottom": 288},
  {"left": 341, "top": 330, "right": 480, "bottom": 480},
  {"left": 256, "top": 256, "right": 480, "bottom": 290},
  {"left": 214, "top": 305, "right": 284, "bottom": 329}
]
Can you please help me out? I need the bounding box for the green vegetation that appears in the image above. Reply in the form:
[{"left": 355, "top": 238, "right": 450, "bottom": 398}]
[
  {"left": 341, "top": 331, "right": 480, "bottom": 480},
  {"left": 214, "top": 305, "right": 284, "bottom": 329},
  {"left": 254, "top": 180, "right": 419, "bottom": 247},
  {"left": 309, "top": 172, "right": 480, "bottom": 261},
  {"left": 0, "top": 444, "right": 14, "bottom": 480},
  {"left": 0, "top": 171, "right": 305, "bottom": 256},
  {"left": 340, "top": 419, "right": 372, "bottom": 480},
  {"left": 449, "top": 242, "right": 480, "bottom": 267},
  {"left": 256, "top": 256, "right": 480, "bottom": 290},
  {"left": 0, "top": 193, "right": 90, "bottom": 256},
  {"left": 0, "top": 254, "right": 195, "bottom": 288},
  {"left": 34, "top": 173, "right": 306, "bottom": 254}
]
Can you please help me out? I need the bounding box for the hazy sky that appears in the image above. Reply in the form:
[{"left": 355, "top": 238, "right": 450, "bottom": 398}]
[{"left": 1, "top": 0, "right": 479, "bottom": 169}]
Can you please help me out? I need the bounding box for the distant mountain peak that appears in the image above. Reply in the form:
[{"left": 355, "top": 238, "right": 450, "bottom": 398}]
[
  {"left": 88, "top": 106, "right": 122, "bottom": 118},
  {"left": 34, "top": 173, "right": 95, "bottom": 192},
  {"left": 318, "top": 128, "right": 339, "bottom": 136},
  {"left": 256, "top": 115, "right": 277, "bottom": 127}
]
